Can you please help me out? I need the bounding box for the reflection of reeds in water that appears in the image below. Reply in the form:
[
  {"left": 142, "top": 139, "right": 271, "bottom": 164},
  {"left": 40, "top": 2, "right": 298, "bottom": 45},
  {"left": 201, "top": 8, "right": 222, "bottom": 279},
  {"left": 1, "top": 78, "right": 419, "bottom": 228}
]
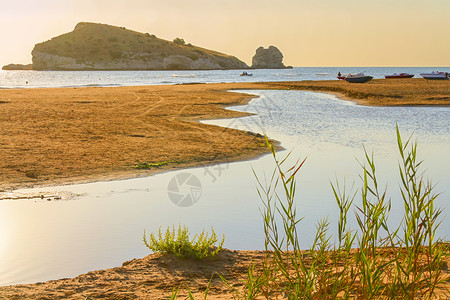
[
  {"left": 231, "top": 126, "right": 448, "bottom": 299},
  {"left": 165, "top": 126, "right": 447, "bottom": 299}
]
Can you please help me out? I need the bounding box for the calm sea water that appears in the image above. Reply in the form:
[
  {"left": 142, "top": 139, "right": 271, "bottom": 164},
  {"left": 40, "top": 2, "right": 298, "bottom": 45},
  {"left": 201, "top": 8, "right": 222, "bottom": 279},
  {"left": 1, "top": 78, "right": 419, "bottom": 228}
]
[
  {"left": 0, "top": 72, "right": 449, "bottom": 286},
  {"left": 1, "top": 67, "right": 449, "bottom": 88}
]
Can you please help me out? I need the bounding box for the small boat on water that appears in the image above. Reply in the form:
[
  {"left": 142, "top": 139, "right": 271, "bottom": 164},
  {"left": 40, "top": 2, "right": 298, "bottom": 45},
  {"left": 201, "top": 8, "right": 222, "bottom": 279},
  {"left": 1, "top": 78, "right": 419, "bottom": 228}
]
[
  {"left": 385, "top": 73, "right": 414, "bottom": 79},
  {"left": 240, "top": 71, "right": 253, "bottom": 76},
  {"left": 420, "top": 71, "right": 449, "bottom": 80},
  {"left": 344, "top": 73, "right": 373, "bottom": 83}
]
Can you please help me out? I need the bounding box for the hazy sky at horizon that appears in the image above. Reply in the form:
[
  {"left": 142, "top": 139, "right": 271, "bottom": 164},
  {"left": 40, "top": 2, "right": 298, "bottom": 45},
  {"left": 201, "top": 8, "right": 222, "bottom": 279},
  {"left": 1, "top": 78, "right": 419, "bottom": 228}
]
[{"left": 1, "top": 0, "right": 449, "bottom": 67}]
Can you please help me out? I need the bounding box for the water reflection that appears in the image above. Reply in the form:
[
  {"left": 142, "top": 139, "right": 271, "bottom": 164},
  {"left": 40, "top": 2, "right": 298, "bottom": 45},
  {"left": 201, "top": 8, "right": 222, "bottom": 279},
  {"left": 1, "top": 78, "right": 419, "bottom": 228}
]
[{"left": 0, "top": 90, "right": 448, "bottom": 286}]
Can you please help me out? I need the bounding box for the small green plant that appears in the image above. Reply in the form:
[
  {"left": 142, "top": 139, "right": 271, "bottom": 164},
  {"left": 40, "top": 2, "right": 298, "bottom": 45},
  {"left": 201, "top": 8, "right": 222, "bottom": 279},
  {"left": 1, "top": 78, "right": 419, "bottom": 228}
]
[
  {"left": 135, "top": 161, "right": 172, "bottom": 169},
  {"left": 143, "top": 225, "right": 224, "bottom": 259}
]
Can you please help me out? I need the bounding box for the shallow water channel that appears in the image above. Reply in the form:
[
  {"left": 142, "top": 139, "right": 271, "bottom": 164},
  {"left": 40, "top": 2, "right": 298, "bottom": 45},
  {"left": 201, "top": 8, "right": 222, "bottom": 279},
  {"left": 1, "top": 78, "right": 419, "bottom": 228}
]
[{"left": 1, "top": 90, "right": 449, "bottom": 286}]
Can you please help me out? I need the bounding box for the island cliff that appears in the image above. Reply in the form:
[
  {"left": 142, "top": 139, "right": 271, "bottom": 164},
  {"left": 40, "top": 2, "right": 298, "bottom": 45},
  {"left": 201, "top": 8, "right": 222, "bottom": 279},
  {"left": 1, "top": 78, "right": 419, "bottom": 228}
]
[
  {"left": 31, "top": 22, "right": 249, "bottom": 70},
  {"left": 251, "top": 46, "right": 288, "bottom": 69}
]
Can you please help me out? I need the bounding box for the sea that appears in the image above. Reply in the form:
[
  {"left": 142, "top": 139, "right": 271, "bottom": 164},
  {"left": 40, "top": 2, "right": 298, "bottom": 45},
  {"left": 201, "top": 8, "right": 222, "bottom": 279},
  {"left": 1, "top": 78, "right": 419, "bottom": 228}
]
[
  {"left": 0, "top": 67, "right": 449, "bottom": 286},
  {"left": 1, "top": 67, "right": 449, "bottom": 89}
]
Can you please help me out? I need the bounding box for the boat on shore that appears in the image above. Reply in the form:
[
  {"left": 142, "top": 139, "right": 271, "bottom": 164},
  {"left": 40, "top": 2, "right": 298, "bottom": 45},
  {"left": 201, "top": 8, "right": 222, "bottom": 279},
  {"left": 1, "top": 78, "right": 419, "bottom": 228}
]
[
  {"left": 344, "top": 73, "right": 373, "bottom": 83},
  {"left": 337, "top": 72, "right": 347, "bottom": 80},
  {"left": 420, "top": 71, "right": 449, "bottom": 80},
  {"left": 385, "top": 73, "right": 414, "bottom": 79}
]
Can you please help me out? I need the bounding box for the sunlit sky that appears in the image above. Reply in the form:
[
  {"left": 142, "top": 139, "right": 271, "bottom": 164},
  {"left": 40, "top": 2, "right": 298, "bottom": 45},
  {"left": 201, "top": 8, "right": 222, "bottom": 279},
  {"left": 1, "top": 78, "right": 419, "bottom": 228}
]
[{"left": 1, "top": 0, "right": 449, "bottom": 67}]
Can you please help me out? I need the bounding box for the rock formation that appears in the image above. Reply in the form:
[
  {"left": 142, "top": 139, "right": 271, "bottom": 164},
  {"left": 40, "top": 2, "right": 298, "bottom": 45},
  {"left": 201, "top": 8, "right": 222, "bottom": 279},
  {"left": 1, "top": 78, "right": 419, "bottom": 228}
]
[
  {"left": 2, "top": 63, "right": 33, "bottom": 70},
  {"left": 31, "top": 22, "right": 249, "bottom": 71},
  {"left": 251, "top": 46, "right": 286, "bottom": 69}
]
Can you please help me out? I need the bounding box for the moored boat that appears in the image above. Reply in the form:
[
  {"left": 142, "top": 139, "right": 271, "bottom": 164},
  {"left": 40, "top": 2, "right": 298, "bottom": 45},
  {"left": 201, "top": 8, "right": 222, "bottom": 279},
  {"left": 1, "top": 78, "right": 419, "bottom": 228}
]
[
  {"left": 344, "top": 73, "right": 373, "bottom": 83},
  {"left": 385, "top": 73, "right": 414, "bottom": 79},
  {"left": 240, "top": 71, "right": 253, "bottom": 76},
  {"left": 337, "top": 72, "right": 347, "bottom": 80},
  {"left": 420, "top": 71, "right": 449, "bottom": 80}
]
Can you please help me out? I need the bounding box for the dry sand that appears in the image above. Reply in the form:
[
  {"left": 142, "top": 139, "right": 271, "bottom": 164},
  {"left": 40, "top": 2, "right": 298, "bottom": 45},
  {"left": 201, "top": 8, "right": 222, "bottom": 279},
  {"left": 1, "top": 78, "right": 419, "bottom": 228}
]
[
  {"left": 0, "top": 83, "right": 270, "bottom": 191},
  {"left": 0, "top": 249, "right": 267, "bottom": 299},
  {"left": 0, "top": 248, "right": 448, "bottom": 299},
  {"left": 0, "top": 78, "right": 449, "bottom": 298},
  {"left": 0, "top": 79, "right": 448, "bottom": 191}
]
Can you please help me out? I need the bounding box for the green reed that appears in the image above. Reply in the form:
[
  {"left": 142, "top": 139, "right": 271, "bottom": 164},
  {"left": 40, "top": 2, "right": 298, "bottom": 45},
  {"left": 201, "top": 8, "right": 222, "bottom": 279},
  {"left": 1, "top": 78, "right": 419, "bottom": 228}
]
[
  {"left": 166, "top": 127, "right": 447, "bottom": 299},
  {"left": 241, "top": 127, "right": 448, "bottom": 299}
]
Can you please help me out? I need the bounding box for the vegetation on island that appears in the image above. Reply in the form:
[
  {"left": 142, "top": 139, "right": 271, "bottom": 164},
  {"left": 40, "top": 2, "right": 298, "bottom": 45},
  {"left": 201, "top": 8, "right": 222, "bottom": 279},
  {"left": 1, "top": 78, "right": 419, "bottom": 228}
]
[{"left": 31, "top": 22, "right": 248, "bottom": 70}]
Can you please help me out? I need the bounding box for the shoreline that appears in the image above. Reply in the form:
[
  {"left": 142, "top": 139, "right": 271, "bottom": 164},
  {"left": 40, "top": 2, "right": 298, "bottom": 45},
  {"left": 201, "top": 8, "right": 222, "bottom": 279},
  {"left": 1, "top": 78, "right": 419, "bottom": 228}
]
[{"left": 1, "top": 79, "right": 448, "bottom": 192}]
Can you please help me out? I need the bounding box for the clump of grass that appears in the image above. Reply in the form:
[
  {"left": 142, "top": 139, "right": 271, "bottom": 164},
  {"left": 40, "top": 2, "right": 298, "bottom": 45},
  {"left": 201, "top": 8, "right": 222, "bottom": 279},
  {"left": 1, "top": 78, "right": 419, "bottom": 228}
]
[
  {"left": 226, "top": 126, "right": 448, "bottom": 299},
  {"left": 135, "top": 161, "right": 172, "bottom": 169},
  {"left": 143, "top": 225, "right": 224, "bottom": 259}
]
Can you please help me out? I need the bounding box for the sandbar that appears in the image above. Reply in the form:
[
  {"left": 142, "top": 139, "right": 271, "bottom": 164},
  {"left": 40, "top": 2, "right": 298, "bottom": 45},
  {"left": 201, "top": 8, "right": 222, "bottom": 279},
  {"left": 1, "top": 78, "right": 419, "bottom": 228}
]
[{"left": 0, "top": 79, "right": 448, "bottom": 191}]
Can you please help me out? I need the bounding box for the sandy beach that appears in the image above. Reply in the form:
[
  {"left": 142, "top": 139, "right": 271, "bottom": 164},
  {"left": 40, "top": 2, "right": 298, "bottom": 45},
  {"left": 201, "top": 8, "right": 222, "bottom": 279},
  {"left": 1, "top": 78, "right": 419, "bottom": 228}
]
[
  {"left": 0, "top": 247, "right": 448, "bottom": 299},
  {"left": 0, "top": 83, "right": 270, "bottom": 191},
  {"left": 0, "top": 79, "right": 448, "bottom": 191},
  {"left": 0, "top": 78, "right": 449, "bottom": 298},
  {"left": 0, "top": 249, "right": 267, "bottom": 299}
]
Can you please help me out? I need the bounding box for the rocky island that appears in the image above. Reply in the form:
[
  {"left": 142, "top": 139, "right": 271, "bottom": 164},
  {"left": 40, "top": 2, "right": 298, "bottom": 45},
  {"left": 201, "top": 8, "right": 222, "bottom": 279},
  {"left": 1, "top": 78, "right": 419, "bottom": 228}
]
[
  {"left": 1, "top": 63, "right": 33, "bottom": 70},
  {"left": 30, "top": 22, "right": 249, "bottom": 70},
  {"left": 3, "top": 23, "right": 293, "bottom": 71},
  {"left": 251, "top": 45, "right": 290, "bottom": 69}
]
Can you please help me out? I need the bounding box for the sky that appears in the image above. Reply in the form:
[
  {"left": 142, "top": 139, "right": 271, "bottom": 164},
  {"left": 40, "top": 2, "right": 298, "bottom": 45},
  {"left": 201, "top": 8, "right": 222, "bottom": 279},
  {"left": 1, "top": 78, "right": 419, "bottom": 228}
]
[{"left": 1, "top": 0, "right": 449, "bottom": 67}]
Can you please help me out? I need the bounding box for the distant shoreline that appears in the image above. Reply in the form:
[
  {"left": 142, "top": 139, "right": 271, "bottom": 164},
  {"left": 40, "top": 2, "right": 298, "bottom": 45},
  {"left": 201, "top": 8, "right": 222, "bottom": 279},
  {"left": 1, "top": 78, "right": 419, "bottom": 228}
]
[{"left": 2, "top": 66, "right": 292, "bottom": 71}]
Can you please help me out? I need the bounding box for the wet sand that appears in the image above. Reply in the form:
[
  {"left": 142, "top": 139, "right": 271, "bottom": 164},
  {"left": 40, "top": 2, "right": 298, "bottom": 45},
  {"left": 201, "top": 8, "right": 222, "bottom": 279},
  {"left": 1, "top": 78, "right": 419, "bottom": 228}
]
[{"left": 0, "top": 79, "right": 448, "bottom": 191}]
